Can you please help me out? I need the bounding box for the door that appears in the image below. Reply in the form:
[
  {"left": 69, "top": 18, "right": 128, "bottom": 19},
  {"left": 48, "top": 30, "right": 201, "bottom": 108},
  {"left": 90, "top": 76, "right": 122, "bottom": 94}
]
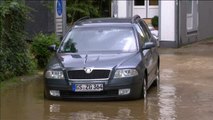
[
  {"left": 138, "top": 19, "right": 157, "bottom": 85},
  {"left": 133, "top": 0, "right": 159, "bottom": 18}
]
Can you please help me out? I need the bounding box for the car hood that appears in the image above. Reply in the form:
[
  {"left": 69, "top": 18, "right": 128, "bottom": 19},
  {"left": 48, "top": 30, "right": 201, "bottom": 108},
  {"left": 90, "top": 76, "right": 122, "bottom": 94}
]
[{"left": 53, "top": 52, "right": 138, "bottom": 69}]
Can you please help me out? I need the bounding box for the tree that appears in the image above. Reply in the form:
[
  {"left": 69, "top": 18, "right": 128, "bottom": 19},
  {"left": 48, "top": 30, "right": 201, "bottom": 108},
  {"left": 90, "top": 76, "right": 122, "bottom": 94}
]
[
  {"left": 66, "top": 0, "right": 100, "bottom": 24},
  {"left": 0, "top": 1, "right": 33, "bottom": 81}
]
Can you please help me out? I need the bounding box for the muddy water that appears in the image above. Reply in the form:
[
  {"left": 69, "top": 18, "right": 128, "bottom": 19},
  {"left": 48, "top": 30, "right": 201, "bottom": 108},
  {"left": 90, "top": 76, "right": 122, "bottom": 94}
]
[{"left": 1, "top": 40, "right": 213, "bottom": 120}]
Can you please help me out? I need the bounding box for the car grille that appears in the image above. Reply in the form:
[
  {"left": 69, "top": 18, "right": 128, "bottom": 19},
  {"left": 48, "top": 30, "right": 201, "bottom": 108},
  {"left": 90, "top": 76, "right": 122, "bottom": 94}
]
[{"left": 67, "top": 70, "right": 111, "bottom": 79}]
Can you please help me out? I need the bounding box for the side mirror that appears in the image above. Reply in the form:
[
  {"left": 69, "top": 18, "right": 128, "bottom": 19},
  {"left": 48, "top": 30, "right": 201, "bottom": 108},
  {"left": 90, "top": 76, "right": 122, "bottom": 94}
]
[
  {"left": 142, "top": 42, "right": 156, "bottom": 50},
  {"left": 48, "top": 44, "right": 57, "bottom": 52}
]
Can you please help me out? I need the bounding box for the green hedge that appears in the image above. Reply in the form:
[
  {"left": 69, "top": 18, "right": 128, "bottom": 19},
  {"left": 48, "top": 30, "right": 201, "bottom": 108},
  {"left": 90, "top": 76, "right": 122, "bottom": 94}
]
[
  {"left": 0, "top": 1, "right": 33, "bottom": 81},
  {"left": 66, "top": 0, "right": 100, "bottom": 24},
  {"left": 31, "top": 33, "right": 60, "bottom": 68},
  {"left": 151, "top": 16, "right": 158, "bottom": 28}
]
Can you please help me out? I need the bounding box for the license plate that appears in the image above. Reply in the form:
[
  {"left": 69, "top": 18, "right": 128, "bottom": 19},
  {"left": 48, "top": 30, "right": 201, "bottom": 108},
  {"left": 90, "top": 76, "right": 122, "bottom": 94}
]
[{"left": 72, "top": 84, "right": 103, "bottom": 92}]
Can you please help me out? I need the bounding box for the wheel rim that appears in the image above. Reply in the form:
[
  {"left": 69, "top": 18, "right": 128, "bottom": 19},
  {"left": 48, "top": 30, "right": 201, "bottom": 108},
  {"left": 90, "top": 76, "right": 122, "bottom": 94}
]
[{"left": 143, "top": 78, "right": 147, "bottom": 98}]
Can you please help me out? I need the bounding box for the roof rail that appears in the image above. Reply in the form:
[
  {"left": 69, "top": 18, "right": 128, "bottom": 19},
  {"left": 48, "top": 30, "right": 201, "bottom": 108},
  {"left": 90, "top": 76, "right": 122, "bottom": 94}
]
[
  {"left": 73, "top": 16, "right": 90, "bottom": 25},
  {"left": 131, "top": 15, "right": 140, "bottom": 23}
]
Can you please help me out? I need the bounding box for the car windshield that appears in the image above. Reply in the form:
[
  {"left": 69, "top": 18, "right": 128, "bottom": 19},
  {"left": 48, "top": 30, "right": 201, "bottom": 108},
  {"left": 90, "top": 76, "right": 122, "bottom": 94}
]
[{"left": 59, "top": 27, "right": 137, "bottom": 53}]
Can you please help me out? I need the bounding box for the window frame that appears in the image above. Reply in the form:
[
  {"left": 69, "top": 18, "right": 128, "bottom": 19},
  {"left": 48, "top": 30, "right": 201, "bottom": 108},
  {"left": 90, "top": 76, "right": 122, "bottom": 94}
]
[
  {"left": 134, "top": 0, "right": 145, "bottom": 6},
  {"left": 186, "top": 0, "right": 198, "bottom": 32},
  {"left": 149, "top": 0, "right": 158, "bottom": 6}
]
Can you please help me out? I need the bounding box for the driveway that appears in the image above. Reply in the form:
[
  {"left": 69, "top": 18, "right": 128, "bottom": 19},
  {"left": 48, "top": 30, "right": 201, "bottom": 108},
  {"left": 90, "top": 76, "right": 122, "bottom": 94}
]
[{"left": 1, "top": 39, "right": 213, "bottom": 120}]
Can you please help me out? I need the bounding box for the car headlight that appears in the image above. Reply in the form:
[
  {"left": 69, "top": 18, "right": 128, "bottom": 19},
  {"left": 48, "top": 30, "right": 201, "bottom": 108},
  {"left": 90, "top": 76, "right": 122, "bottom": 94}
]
[
  {"left": 114, "top": 69, "right": 138, "bottom": 78},
  {"left": 45, "top": 70, "right": 64, "bottom": 79}
]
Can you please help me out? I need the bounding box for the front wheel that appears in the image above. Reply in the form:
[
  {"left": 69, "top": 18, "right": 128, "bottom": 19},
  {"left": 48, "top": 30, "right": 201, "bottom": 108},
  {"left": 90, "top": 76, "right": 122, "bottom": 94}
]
[
  {"left": 141, "top": 77, "right": 147, "bottom": 99},
  {"left": 153, "top": 67, "right": 160, "bottom": 87}
]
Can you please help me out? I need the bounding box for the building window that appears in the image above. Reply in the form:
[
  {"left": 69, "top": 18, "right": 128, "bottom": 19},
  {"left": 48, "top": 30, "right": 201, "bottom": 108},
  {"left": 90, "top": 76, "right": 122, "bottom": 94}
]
[
  {"left": 135, "top": 0, "right": 145, "bottom": 6},
  {"left": 186, "top": 0, "right": 192, "bottom": 14},
  {"left": 186, "top": 0, "right": 198, "bottom": 32},
  {"left": 149, "top": 0, "right": 158, "bottom": 6}
]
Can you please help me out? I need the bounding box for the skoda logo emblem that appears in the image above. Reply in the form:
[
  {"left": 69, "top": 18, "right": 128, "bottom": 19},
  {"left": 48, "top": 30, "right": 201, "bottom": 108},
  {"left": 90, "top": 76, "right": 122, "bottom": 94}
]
[{"left": 84, "top": 68, "right": 93, "bottom": 74}]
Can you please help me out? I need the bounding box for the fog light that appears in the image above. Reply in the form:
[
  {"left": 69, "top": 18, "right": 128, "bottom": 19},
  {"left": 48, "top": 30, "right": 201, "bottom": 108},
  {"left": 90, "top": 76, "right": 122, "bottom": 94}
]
[
  {"left": 49, "top": 90, "right": 60, "bottom": 97},
  {"left": 119, "top": 89, "right": 131, "bottom": 95}
]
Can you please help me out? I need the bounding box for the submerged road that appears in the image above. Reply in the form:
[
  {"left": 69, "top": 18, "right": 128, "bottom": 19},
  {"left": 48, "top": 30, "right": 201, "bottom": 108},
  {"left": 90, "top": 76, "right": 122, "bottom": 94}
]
[{"left": 1, "top": 39, "right": 213, "bottom": 120}]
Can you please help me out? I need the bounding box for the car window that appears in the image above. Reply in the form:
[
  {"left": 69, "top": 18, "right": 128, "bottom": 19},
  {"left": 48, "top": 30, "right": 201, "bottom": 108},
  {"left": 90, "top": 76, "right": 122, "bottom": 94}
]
[
  {"left": 137, "top": 23, "right": 149, "bottom": 42},
  {"left": 142, "top": 20, "right": 153, "bottom": 37},
  {"left": 59, "top": 27, "right": 137, "bottom": 53},
  {"left": 135, "top": 25, "right": 146, "bottom": 44},
  {"left": 138, "top": 20, "right": 151, "bottom": 41}
]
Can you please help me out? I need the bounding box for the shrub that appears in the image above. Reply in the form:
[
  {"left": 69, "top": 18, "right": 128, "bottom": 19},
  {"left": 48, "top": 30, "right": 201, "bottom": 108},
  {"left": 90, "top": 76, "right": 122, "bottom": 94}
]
[
  {"left": 31, "top": 33, "right": 60, "bottom": 68},
  {"left": 66, "top": 0, "right": 100, "bottom": 24},
  {"left": 151, "top": 16, "right": 158, "bottom": 29},
  {"left": 0, "top": 1, "right": 33, "bottom": 81}
]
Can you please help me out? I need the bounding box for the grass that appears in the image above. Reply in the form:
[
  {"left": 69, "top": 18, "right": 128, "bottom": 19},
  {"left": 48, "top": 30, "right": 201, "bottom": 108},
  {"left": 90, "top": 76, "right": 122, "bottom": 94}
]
[
  {"left": 0, "top": 71, "right": 43, "bottom": 91},
  {"left": 0, "top": 77, "right": 24, "bottom": 91}
]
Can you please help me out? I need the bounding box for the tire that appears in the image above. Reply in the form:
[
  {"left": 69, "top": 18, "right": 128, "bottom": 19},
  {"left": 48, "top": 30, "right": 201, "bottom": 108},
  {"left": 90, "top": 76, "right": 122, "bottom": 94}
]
[
  {"left": 153, "top": 67, "right": 160, "bottom": 87},
  {"left": 141, "top": 76, "right": 147, "bottom": 99}
]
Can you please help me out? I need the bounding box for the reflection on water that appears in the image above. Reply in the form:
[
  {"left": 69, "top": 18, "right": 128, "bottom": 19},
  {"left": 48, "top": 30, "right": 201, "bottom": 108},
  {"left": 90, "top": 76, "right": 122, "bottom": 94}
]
[
  {"left": 0, "top": 78, "right": 179, "bottom": 120},
  {"left": 44, "top": 101, "right": 143, "bottom": 120},
  {"left": 0, "top": 73, "right": 180, "bottom": 120},
  {"left": 158, "top": 85, "right": 177, "bottom": 120},
  {"left": 69, "top": 111, "right": 107, "bottom": 120},
  {"left": 49, "top": 104, "right": 61, "bottom": 113},
  {"left": 47, "top": 106, "right": 134, "bottom": 120},
  {"left": 161, "top": 69, "right": 176, "bottom": 81},
  {"left": 43, "top": 85, "right": 178, "bottom": 120}
]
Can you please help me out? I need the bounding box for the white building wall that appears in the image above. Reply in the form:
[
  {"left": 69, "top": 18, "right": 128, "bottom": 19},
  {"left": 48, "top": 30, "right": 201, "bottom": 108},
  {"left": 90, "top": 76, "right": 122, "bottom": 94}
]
[
  {"left": 160, "top": 1, "right": 176, "bottom": 42},
  {"left": 117, "top": 1, "right": 127, "bottom": 18},
  {"left": 113, "top": 0, "right": 176, "bottom": 42}
]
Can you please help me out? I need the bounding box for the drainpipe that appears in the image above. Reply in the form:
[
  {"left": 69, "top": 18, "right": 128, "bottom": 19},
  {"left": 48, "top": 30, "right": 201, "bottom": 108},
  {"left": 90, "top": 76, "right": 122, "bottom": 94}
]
[
  {"left": 159, "top": 0, "right": 161, "bottom": 46},
  {"left": 176, "top": 0, "right": 180, "bottom": 48},
  {"left": 126, "top": 0, "right": 133, "bottom": 17},
  {"left": 146, "top": 0, "right": 148, "bottom": 18},
  {"left": 112, "top": 0, "right": 118, "bottom": 17}
]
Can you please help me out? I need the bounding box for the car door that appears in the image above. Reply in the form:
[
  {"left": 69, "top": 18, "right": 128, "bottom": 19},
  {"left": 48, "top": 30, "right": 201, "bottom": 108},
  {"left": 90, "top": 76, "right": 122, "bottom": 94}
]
[
  {"left": 138, "top": 20, "right": 157, "bottom": 86},
  {"left": 141, "top": 20, "right": 159, "bottom": 80}
]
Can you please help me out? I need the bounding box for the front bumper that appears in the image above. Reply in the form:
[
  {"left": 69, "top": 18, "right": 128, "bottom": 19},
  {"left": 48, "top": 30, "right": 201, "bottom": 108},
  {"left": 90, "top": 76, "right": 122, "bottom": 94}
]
[{"left": 44, "top": 76, "right": 143, "bottom": 100}]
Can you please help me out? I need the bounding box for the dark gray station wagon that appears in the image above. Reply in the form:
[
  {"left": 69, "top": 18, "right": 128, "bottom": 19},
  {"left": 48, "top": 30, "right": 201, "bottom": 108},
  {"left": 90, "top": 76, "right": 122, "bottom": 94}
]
[{"left": 44, "top": 15, "right": 160, "bottom": 100}]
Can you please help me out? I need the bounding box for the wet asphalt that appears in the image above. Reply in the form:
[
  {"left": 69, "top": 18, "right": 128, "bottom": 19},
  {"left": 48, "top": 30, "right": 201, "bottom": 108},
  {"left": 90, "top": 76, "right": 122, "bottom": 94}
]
[{"left": 1, "top": 39, "right": 213, "bottom": 120}]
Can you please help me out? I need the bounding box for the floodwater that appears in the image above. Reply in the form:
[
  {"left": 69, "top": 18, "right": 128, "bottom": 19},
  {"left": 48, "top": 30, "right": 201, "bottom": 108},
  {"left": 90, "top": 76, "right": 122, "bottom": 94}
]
[{"left": 1, "top": 40, "right": 213, "bottom": 120}]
